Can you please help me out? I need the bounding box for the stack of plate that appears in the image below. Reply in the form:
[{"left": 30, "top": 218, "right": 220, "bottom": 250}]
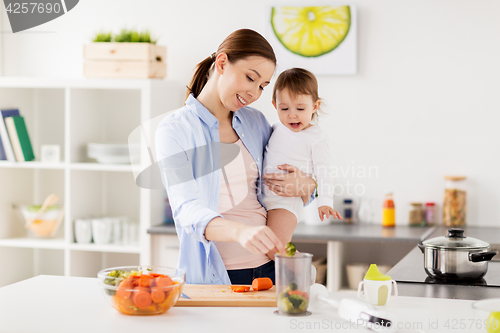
[{"left": 87, "top": 143, "right": 140, "bottom": 164}]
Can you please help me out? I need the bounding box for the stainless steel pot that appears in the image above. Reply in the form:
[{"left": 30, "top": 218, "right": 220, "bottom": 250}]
[{"left": 418, "top": 228, "right": 497, "bottom": 280}]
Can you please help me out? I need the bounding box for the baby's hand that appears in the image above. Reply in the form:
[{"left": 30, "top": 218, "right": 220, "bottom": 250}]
[{"left": 318, "top": 206, "right": 343, "bottom": 221}]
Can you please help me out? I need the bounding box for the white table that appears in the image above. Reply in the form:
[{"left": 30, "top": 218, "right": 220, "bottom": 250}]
[{"left": 0, "top": 275, "right": 493, "bottom": 333}]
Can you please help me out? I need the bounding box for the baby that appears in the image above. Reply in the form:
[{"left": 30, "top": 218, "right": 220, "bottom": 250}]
[{"left": 263, "top": 68, "right": 342, "bottom": 257}]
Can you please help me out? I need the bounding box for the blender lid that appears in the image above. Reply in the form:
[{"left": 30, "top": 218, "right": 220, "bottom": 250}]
[{"left": 422, "top": 228, "right": 490, "bottom": 250}]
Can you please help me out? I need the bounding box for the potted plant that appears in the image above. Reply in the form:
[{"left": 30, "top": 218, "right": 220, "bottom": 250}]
[{"left": 84, "top": 29, "right": 166, "bottom": 79}]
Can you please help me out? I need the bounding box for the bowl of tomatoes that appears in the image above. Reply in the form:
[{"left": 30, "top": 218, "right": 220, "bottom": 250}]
[{"left": 98, "top": 266, "right": 185, "bottom": 315}]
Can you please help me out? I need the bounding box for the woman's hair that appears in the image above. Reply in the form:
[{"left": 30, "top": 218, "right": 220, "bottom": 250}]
[
  {"left": 272, "top": 68, "right": 322, "bottom": 122},
  {"left": 186, "top": 29, "right": 277, "bottom": 100}
]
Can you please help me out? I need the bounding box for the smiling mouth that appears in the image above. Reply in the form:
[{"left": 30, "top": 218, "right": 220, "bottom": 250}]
[
  {"left": 289, "top": 122, "right": 301, "bottom": 129},
  {"left": 237, "top": 94, "right": 247, "bottom": 105}
]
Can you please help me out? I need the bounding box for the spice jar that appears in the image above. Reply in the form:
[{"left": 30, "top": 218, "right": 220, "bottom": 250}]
[
  {"left": 443, "top": 176, "right": 466, "bottom": 226},
  {"left": 424, "top": 202, "right": 436, "bottom": 226},
  {"left": 409, "top": 202, "right": 425, "bottom": 226},
  {"left": 343, "top": 199, "right": 353, "bottom": 223}
]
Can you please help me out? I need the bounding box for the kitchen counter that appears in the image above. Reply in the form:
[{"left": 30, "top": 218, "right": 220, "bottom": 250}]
[
  {"left": 0, "top": 275, "right": 492, "bottom": 333},
  {"left": 148, "top": 223, "right": 435, "bottom": 243}
]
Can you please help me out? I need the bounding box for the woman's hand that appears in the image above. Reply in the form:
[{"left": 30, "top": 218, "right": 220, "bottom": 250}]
[
  {"left": 318, "top": 206, "right": 343, "bottom": 221},
  {"left": 263, "top": 164, "right": 316, "bottom": 204},
  {"left": 236, "top": 224, "right": 286, "bottom": 255}
]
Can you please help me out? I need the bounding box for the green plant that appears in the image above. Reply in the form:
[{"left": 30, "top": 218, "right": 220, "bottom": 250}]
[
  {"left": 91, "top": 29, "right": 158, "bottom": 44},
  {"left": 93, "top": 31, "right": 112, "bottom": 42}
]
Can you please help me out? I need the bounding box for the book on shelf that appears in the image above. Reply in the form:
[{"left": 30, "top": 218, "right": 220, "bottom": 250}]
[
  {"left": 5, "top": 116, "right": 35, "bottom": 162},
  {"left": 0, "top": 109, "right": 21, "bottom": 162}
]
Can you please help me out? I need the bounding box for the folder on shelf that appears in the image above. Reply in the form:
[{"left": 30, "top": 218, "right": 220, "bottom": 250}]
[
  {"left": 5, "top": 116, "right": 35, "bottom": 162},
  {"left": 0, "top": 109, "right": 20, "bottom": 162}
]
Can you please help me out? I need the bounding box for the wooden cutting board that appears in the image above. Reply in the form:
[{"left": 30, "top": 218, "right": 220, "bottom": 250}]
[{"left": 175, "top": 284, "right": 277, "bottom": 307}]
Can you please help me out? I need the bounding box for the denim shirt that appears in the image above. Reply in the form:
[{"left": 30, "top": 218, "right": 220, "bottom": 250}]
[{"left": 155, "top": 94, "right": 313, "bottom": 284}]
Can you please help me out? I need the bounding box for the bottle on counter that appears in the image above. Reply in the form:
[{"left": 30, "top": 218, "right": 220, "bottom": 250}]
[
  {"left": 408, "top": 202, "right": 425, "bottom": 227},
  {"left": 425, "top": 202, "right": 436, "bottom": 226},
  {"left": 443, "top": 176, "right": 466, "bottom": 227},
  {"left": 343, "top": 199, "right": 353, "bottom": 223},
  {"left": 382, "top": 192, "right": 395, "bottom": 228}
]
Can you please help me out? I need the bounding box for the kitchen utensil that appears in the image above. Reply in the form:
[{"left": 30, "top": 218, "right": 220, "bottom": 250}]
[
  {"left": 74, "top": 219, "right": 92, "bottom": 243},
  {"left": 175, "top": 284, "right": 276, "bottom": 307},
  {"left": 97, "top": 265, "right": 185, "bottom": 315},
  {"left": 418, "top": 228, "right": 498, "bottom": 280},
  {"left": 180, "top": 293, "right": 191, "bottom": 299},
  {"left": 25, "top": 194, "right": 59, "bottom": 229},
  {"left": 275, "top": 252, "right": 313, "bottom": 315},
  {"left": 357, "top": 264, "right": 398, "bottom": 306},
  {"left": 15, "top": 203, "right": 64, "bottom": 238},
  {"left": 472, "top": 299, "right": 500, "bottom": 333},
  {"left": 309, "top": 283, "right": 397, "bottom": 332}
]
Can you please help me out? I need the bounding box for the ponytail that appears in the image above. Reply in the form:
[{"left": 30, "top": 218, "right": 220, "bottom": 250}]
[
  {"left": 185, "top": 53, "right": 216, "bottom": 100},
  {"left": 185, "top": 29, "right": 276, "bottom": 101}
]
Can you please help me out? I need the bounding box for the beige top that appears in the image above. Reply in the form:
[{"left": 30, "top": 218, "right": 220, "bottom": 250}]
[{"left": 214, "top": 139, "right": 270, "bottom": 270}]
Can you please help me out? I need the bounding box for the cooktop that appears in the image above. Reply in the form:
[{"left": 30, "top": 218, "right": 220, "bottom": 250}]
[{"left": 389, "top": 248, "right": 500, "bottom": 287}]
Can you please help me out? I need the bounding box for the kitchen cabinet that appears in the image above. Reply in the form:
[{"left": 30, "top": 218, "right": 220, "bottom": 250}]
[{"left": 0, "top": 77, "right": 184, "bottom": 287}]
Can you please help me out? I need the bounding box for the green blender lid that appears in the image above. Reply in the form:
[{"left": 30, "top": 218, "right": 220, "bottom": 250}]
[{"left": 364, "top": 264, "right": 391, "bottom": 281}]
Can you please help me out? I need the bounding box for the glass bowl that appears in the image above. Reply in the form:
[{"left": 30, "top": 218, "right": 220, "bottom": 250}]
[
  {"left": 97, "top": 266, "right": 185, "bottom": 315},
  {"left": 15, "top": 204, "right": 64, "bottom": 238}
]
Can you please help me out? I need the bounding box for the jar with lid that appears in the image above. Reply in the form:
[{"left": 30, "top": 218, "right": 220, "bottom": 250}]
[
  {"left": 424, "top": 202, "right": 436, "bottom": 226},
  {"left": 443, "top": 176, "right": 466, "bottom": 226},
  {"left": 343, "top": 199, "right": 353, "bottom": 223},
  {"left": 409, "top": 202, "right": 425, "bottom": 226}
]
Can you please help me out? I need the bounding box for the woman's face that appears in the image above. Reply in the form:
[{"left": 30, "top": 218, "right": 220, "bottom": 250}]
[{"left": 216, "top": 55, "right": 275, "bottom": 111}]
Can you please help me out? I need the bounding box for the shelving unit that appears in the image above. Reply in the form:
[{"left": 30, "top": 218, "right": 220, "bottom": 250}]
[{"left": 0, "top": 77, "right": 184, "bottom": 287}]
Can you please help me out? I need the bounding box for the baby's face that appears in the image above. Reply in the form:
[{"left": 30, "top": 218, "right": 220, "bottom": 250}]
[{"left": 273, "top": 88, "right": 319, "bottom": 132}]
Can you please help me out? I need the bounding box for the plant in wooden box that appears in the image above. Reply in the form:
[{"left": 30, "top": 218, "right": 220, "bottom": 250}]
[{"left": 84, "top": 29, "right": 166, "bottom": 79}]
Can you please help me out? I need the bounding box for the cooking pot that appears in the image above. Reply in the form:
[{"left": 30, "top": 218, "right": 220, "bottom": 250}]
[{"left": 418, "top": 228, "right": 497, "bottom": 280}]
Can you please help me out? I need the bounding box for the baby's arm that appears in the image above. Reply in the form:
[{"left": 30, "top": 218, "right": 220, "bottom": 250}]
[
  {"left": 265, "top": 209, "right": 298, "bottom": 260},
  {"left": 311, "top": 137, "right": 343, "bottom": 221}
]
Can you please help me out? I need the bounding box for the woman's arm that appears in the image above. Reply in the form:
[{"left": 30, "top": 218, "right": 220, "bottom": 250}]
[
  {"left": 205, "top": 217, "right": 286, "bottom": 255},
  {"left": 263, "top": 164, "right": 316, "bottom": 204}
]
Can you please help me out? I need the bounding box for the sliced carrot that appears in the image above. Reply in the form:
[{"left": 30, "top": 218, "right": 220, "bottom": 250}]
[
  {"left": 156, "top": 275, "right": 173, "bottom": 287},
  {"left": 139, "top": 275, "right": 153, "bottom": 288},
  {"left": 251, "top": 277, "right": 273, "bottom": 291},
  {"left": 116, "top": 279, "right": 134, "bottom": 299},
  {"left": 132, "top": 287, "right": 152, "bottom": 309},
  {"left": 150, "top": 287, "right": 166, "bottom": 303},
  {"left": 288, "top": 290, "right": 303, "bottom": 296},
  {"left": 149, "top": 273, "right": 162, "bottom": 278},
  {"left": 230, "top": 285, "right": 251, "bottom": 292}
]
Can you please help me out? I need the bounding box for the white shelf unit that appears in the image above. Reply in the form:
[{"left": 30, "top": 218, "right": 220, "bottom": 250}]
[{"left": 0, "top": 77, "right": 184, "bottom": 287}]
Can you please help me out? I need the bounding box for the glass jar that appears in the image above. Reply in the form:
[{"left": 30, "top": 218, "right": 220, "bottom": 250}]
[
  {"left": 425, "top": 202, "right": 436, "bottom": 226},
  {"left": 443, "top": 176, "right": 466, "bottom": 226},
  {"left": 409, "top": 202, "right": 425, "bottom": 227},
  {"left": 343, "top": 199, "right": 353, "bottom": 223}
]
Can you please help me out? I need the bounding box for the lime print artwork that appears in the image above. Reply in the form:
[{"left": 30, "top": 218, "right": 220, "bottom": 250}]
[
  {"left": 271, "top": 6, "right": 351, "bottom": 58},
  {"left": 267, "top": 5, "right": 357, "bottom": 75}
]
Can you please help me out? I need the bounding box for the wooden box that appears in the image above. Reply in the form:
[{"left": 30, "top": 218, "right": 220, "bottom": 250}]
[{"left": 83, "top": 43, "right": 166, "bottom": 78}]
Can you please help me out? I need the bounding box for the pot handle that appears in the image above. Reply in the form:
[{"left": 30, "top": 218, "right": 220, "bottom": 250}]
[
  {"left": 469, "top": 251, "right": 498, "bottom": 262},
  {"left": 417, "top": 242, "right": 425, "bottom": 253}
]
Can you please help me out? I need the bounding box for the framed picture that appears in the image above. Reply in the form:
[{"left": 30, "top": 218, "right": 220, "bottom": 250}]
[{"left": 266, "top": 5, "right": 357, "bottom": 75}]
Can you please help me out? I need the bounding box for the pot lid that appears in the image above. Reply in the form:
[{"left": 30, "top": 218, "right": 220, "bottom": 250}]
[{"left": 422, "top": 228, "right": 490, "bottom": 250}]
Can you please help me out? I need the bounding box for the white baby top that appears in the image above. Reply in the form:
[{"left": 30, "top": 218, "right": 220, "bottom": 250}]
[{"left": 263, "top": 122, "right": 334, "bottom": 209}]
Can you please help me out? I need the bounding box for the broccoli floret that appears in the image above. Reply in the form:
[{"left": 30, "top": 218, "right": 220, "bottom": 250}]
[
  {"left": 289, "top": 282, "right": 298, "bottom": 291},
  {"left": 288, "top": 294, "right": 305, "bottom": 309},
  {"left": 285, "top": 242, "right": 296, "bottom": 257}
]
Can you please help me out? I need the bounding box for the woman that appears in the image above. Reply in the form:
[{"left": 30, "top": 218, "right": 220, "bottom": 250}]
[{"left": 155, "top": 29, "right": 316, "bottom": 285}]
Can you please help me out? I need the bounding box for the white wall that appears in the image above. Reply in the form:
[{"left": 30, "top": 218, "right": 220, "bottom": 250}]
[{"left": 1, "top": 0, "right": 499, "bottom": 227}]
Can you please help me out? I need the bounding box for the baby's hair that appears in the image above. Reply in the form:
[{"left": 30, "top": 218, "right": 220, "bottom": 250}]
[{"left": 272, "top": 68, "right": 322, "bottom": 122}]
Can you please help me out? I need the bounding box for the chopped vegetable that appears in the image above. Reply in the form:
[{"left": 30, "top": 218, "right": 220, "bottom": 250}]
[
  {"left": 285, "top": 242, "right": 296, "bottom": 257},
  {"left": 150, "top": 288, "right": 166, "bottom": 303},
  {"left": 230, "top": 285, "right": 251, "bottom": 292},
  {"left": 289, "top": 282, "right": 298, "bottom": 291},
  {"left": 251, "top": 277, "right": 273, "bottom": 291},
  {"left": 133, "top": 287, "right": 152, "bottom": 309}
]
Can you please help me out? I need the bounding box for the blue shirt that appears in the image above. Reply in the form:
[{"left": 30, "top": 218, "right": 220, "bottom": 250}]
[{"left": 155, "top": 94, "right": 312, "bottom": 284}]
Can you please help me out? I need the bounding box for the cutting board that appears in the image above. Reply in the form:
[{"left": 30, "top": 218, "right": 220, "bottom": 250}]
[{"left": 175, "top": 284, "right": 277, "bottom": 307}]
